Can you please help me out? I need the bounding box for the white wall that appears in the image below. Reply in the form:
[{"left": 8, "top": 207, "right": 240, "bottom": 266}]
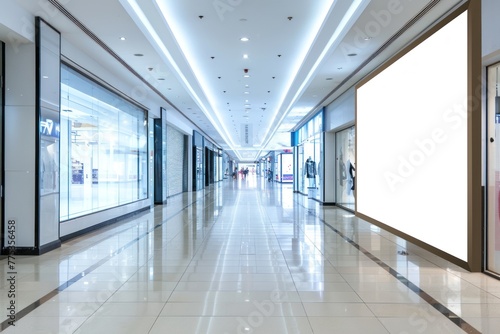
[
  {"left": 324, "top": 87, "right": 355, "bottom": 132},
  {"left": 482, "top": 0, "right": 500, "bottom": 62},
  {"left": 167, "top": 109, "right": 196, "bottom": 135},
  {"left": 0, "top": 0, "right": 34, "bottom": 44},
  {"left": 4, "top": 42, "right": 36, "bottom": 248},
  {"left": 61, "top": 38, "right": 164, "bottom": 119}
]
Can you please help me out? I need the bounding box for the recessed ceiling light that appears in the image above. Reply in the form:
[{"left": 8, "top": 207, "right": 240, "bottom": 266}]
[
  {"left": 240, "top": 37, "right": 249, "bottom": 42},
  {"left": 134, "top": 53, "right": 144, "bottom": 57},
  {"left": 244, "top": 92, "right": 250, "bottom": 94},
  {"left": 120, "top": 37, "right": 126, "bottom": 41},
  {"left": 364, "top": 37, "right": 372, "bottom": 41},
  {"left": 243, "top": 54, "right": 249, "bottom": 59},
  {"left": 243, "top": 74, "right": 250, "bottom": 78}
]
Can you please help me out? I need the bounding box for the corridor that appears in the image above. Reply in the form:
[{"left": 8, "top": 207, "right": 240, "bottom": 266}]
[{"left": 1, "top": 177, "right": 500, "bottom": 333}]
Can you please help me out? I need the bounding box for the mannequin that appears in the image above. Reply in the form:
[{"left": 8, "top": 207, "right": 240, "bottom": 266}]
[
  {"left": 338, "top": 150, "right": 347, "bottom": 187},
  {"left": 349, "top": 161, "right": 355, "bottom": 191},
  {"left": 346, "top": 149, "right": 355, "bottom": 196},
  {"left": 304, "top": 156, "right": 316, "bottom": 188}
]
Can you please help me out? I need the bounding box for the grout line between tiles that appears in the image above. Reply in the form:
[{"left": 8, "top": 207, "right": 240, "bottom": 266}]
[{"left": 299, "top": 200, "right": 481, "bottom": 334}]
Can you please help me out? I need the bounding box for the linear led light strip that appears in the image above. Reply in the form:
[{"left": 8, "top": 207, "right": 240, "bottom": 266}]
[
  {"left": 152, "top": 0, "right": 336, "bottom": 161},
  {"left": 152, "top": 0, "right": 245, "bottom": 153},
  {"left": 120, "top": 0, "right": 244, "bottom": 160},
  {"left": 256, "top": 0, "right": 370, "bottom": 159}
]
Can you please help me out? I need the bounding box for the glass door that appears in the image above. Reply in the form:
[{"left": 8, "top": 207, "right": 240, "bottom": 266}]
[{"left": 487, "top": 62, "right": 500, "bottom": 275}]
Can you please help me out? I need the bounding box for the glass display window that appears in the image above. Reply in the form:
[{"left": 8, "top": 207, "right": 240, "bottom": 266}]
[
  {"left": 281, "top": 153, "right": 293, "bottom": 183},
  {"left": 301, "top": 139, "right": 315, "bottom": 192},
  {"left": 60, "top": 64, "right": 148, "bottom": 221},
  {"left": 487, "top": 62, "right": 500, "bottom": 275},
  {"left": 335, "top": 126, "right": 355, "bottom": 211},
  {"left": 313, "top": 134, "right": 323, "bottom": 201},
  {"left": 294, "top": 111, "right": 323, "bottom": 198}
]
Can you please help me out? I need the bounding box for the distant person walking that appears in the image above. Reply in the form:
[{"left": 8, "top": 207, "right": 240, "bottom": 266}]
[{"left": 267, "top": 168, "right": 273, "bottom": 182}]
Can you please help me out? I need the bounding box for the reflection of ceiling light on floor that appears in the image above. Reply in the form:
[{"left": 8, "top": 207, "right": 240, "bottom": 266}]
[{"left": 343, "top": 214, "right": 355, "bottom": 218}]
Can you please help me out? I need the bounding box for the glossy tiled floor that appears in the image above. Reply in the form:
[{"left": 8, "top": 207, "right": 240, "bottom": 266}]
[{"left": 2, "top": 176, "right": 500, "bottom": 333}]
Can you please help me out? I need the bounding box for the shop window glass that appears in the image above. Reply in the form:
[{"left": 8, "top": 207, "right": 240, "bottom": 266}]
[
  {"left": 313, "top": 133, "right": 322, "bottom": 201},
  {"left": 335, "top": 126, "right": 355, "bottom": 211},
  {"left": 487, "top": 62, "right": 500, "bottom": 275},
  {"left": 60, "top": 64, "right": 147, "bottom": 221}
]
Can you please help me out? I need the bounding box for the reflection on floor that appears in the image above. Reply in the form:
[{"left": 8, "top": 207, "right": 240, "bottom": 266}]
[
  {"left": 1, "top": 176, "right": 500, "bottom": 333},
  {"left": 336, "top": 202, "right": 355, "bottom": 212}
]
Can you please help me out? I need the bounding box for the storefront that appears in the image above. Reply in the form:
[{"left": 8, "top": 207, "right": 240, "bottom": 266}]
[
  {"left": 165, "top": 124, "right": 189, "bottom": 196},
  {"left": 293, "top": 112, "right": 323, "bottom": 202},
  {"left": 0, "top": 6, "right": 213, "bottom": 254},
  {"left": 204, "top": 141, "right": 222, "bottom": 186},
  {"left": 335, "top": 126, "right": 355, "bottom": 211},
  {"left": 276, "top": 152, "right": 293, "bottom": 183},
  {"left": 60, "top": 64, "right": 149, "bottom": 221},
  {"left": 193, "top": 130, "right": 204, "bottom": 190},
  {"left": 261, "top": 152, "right": 275, "bottom": 181}
]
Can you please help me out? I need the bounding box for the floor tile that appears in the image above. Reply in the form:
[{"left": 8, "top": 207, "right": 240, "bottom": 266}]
[
  {"left": 149, "top": 316, "right": 313, "bottom": 334},
  {"left": 378, "top": 317, "right": 467, "bottom": 334},
  {"left": 74, "top": 316, "right": 156, "bottom": 334},
  {"left": 308, "top": 317, "right": 389, "bottom": 334},
  {"left": 93, "top": 302, "right": 164, "bottom": 317},
  {"left": 0, "top": 181, "right": 495, "bottom": 334},
  {"left": 2, "top": 316, "right": 87, "bottom": 334},
  {"left": 159, "top": 301, "right": 306, "bottom": 317},
  {"left": 303, "top": 302, "right": 374, "bottom": 317}
]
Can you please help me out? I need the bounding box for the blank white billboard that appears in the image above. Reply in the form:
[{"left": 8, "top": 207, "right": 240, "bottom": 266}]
[{"left": 356, "top": 11, "right": 468, "bottom": 261}]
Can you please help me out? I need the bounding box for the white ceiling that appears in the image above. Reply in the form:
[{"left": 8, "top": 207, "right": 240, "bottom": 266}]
[{"left": 9, "top": 0, "right": 464, "bottom": 161}]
